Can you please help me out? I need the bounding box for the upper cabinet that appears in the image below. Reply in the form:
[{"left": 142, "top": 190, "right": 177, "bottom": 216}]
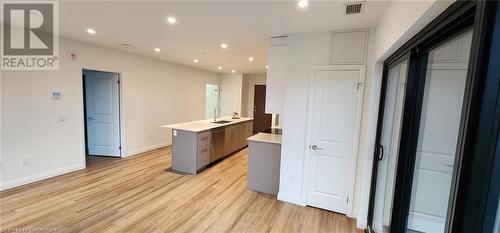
[
  {"left": 265, "top": 37, "right": 287, "bottom": 114},
  {"left": 330, "top": 29, "right": 368, "bottom": 65}
]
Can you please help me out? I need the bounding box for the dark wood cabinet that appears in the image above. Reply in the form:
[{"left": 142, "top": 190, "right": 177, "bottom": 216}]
[{"left": 211, "top": 121, "right": 253, "bottom": 162}]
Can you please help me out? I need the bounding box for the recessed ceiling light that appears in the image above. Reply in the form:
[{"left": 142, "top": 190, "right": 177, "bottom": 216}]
[
  {"left": 154, "top": 48, "right": 161, "bottom": 52},
  {"left": 87, "top": 28, "right": 96, "bottom": 34},
  {"left": 232, "top": 70, "right": 236, "bottom": 73},
  {"left": 218, "top": 66, "right": 223, "bottom": 70},
  {"left": 298, "top": 0, "right": 308, "bottom": 8},
  {"left": 193, "top": 58, "right": 199, "bottom": 63},
  {"left": 220, "top": 43, "right": 228, "bottom": 49},
  {"left": 167, "top": 16, "right": 177, "bottom": 24},
  {"left": 248, "top": 57, "right": 254, "bottom": 62}
]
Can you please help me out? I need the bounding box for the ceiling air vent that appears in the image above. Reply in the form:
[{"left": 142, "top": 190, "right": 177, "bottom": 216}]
[{"left": 345, "top": 2, "right": 364, "bottom": 15}]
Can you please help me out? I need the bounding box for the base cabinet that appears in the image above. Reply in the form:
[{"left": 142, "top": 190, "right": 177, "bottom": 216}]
[
  {"left": 247, "top": 140, "right": 281, "bottom": 195},
  {"left": 196, "top": 132, "right": 211, "bottom": 170},
  {"left": 172, "top": 120, "right": 253, "bottom": 174},
  {"left": 211, "top": 120, "right": 253, "bottom": 162}
]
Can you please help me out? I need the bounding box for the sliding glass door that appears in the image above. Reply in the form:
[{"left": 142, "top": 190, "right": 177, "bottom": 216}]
[
  {"left": 406, "top": 28, "right": 473, "bottom": 233},
  {"left": 364, "top": 1, "right": 500, "bottom": 232},
  {"left": 370, "top": 60, "right": 408, "bottom": 233}
]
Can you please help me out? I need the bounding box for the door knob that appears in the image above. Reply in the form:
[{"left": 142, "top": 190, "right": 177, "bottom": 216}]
[{"left": 311, "top": 145, "right": 323, "bottom": 150}]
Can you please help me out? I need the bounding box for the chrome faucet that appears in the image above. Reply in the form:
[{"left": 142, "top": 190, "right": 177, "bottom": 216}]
[{"left": 213, "top": 106, "right": 221, "bottom": 122}]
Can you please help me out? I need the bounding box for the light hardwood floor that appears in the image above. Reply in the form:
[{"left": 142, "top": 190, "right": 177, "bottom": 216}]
[{"left": 0, "top": 147, "right": 362, "bottom": 233}]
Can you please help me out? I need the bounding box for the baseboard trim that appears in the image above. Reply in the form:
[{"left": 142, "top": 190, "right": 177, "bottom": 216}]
[
  {"left": 125, "top": 142, "right": 170, "bottom": 157},
  {"left": 277, "top": 192, "right": 306, "bottom": 206},
  {"left": 357, "top": 218, "right": 367, "bottom": 230},
  {"left": 0, "top": 163, "right": 85, "bottom": 191}
]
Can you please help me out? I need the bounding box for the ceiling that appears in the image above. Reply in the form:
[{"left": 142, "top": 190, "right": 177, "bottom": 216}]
[{"left": 59, "top": 1, "right": 388, "bottom": 74}]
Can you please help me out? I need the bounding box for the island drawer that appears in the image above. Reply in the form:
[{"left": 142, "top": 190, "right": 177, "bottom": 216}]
[
  {"left": 197, "top": 132, "right": 211, "bottom": 144},
  {"left": 197, "top": 132, "right": 211, "bottom": 169},
  {"left": 197, "top": 144, "right": 210, "bottom": 169}
]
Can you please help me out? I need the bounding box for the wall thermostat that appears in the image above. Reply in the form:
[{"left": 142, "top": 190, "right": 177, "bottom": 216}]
[{"left": 52, "top": 92, "right": 62, "bottom": 100}]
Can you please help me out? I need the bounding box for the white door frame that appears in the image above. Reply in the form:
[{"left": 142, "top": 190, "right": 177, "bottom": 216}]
[
  {"left": 79, "top": 65, "right": 125, "bottom": 164},
  {"left": 303, "top": 65, "right": 366, "bottom": 217}
]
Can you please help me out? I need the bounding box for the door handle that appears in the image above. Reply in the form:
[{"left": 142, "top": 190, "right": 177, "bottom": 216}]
[
  {"left": 311, "top": 145, "right": 323, "bottom": 151},
  {"left": 377, "top": 145, "right": 384, "bottom": 161},
  {"left": 88, "top": 117, "right": 95, "bottom": 121}
]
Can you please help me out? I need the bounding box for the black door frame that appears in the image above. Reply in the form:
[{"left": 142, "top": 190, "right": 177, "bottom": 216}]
[
  {"left": 452, "top": 2, "right": 500, "bottom": 232},
  {"left": 366, "top": 1, "right": 499, "bottom": 232}
]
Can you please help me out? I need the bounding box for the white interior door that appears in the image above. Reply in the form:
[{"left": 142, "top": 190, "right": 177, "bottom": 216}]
[
  {"left": 219, "top": 84, "right": 237, "bottom": 117},
  {"left": 306, "top": 66, "right": 365, "bottom": 214},
  {"left": 205, "top": 84, "right": 219, "bottom": 119},
  {"left": 84, "top": 70, "right": 121, "bottom": 157},
  {"left": 407, "top": 29, "right": 472, "bottom": 233}
]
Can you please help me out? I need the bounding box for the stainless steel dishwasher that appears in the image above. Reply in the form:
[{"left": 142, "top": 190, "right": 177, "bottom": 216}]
[{"left": 211, "top": 127, "right": 226, "bottom": 162}]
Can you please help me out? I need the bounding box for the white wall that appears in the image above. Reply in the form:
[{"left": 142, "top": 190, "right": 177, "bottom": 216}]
[
  {"left": 242, "top": 73, "right": 267, "bottom": 118},
  {"left": 278, "top": 31, "right": 331, "bottom": 204},
  {"left": 0, "top": 37, "right": 219, "bottom": 190},
  {"left": 0, "top": 67, "right": 3, "bottom": 178},
  {"left": 219, "top": 74, "right": 243, "bottom": 117},
  {"left": 277, "top": 30, "right": 369, "bottom": 218},
  {"left": 374, "top": 0, "right": 454, "bottom": 61},
  {"left": 354, "top": 0, "right": 454, "bottom": 229},
  {"left": 277, "top": 1, "right": 455, "bottom": 229}
]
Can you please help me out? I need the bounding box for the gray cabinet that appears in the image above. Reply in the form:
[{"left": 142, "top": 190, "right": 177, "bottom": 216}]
[
  {"left": 172, "top": 120, "right": 253, "bottom": 174},
  {"left": 247, "top": 137, "right": 282, "bottom": 195}
]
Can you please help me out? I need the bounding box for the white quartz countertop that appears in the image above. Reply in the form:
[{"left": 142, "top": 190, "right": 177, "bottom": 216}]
[
  {"left": 162, "top": 117, "right": 253, "bottom": 132},
  {"left": 247, "top": 133, "right": 282, "bottom": 145}
]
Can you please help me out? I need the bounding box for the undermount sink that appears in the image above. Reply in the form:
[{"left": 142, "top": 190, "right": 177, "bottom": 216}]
[{"left": 212, "top": 120, "right": 232, "bottom": 124}]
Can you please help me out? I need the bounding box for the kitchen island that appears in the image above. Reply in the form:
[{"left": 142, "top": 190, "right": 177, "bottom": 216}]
[
  {"left": 163, "top": 117, "right": 253, "bottom": 174},
  {"left": 247, "top": 130, "right": 282, "bottom": 195}
]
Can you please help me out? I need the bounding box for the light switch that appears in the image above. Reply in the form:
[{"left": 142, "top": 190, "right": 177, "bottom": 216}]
[
  {"left": 21, "top": 157, "right": 29, "bottom": 166},
  {"left": 173, "top": 130, "right": 177, "bottom": 136}
]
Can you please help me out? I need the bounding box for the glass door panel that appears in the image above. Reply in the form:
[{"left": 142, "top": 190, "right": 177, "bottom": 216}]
[
  {"left": 372, "top": 61, "right": 408, "bottom": 233},
  {"left": 407, "top": 28, "right": 473, "bottom": 233}
]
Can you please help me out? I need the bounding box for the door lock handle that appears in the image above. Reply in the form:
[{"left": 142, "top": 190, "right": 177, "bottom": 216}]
[
  {"left": 377, "top": 145, "right": 384, "bottom": 161},
  {"left": 311, "top": 145, "right": 323, "bottom": 151}
]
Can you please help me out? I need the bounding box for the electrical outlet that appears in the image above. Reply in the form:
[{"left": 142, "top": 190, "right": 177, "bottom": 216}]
[
  {"left": 21, "top": 157, "right": 30, "bottom": 166},
  {"left": 148, "top": 134, "right": 153, "bottom": 140}
]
